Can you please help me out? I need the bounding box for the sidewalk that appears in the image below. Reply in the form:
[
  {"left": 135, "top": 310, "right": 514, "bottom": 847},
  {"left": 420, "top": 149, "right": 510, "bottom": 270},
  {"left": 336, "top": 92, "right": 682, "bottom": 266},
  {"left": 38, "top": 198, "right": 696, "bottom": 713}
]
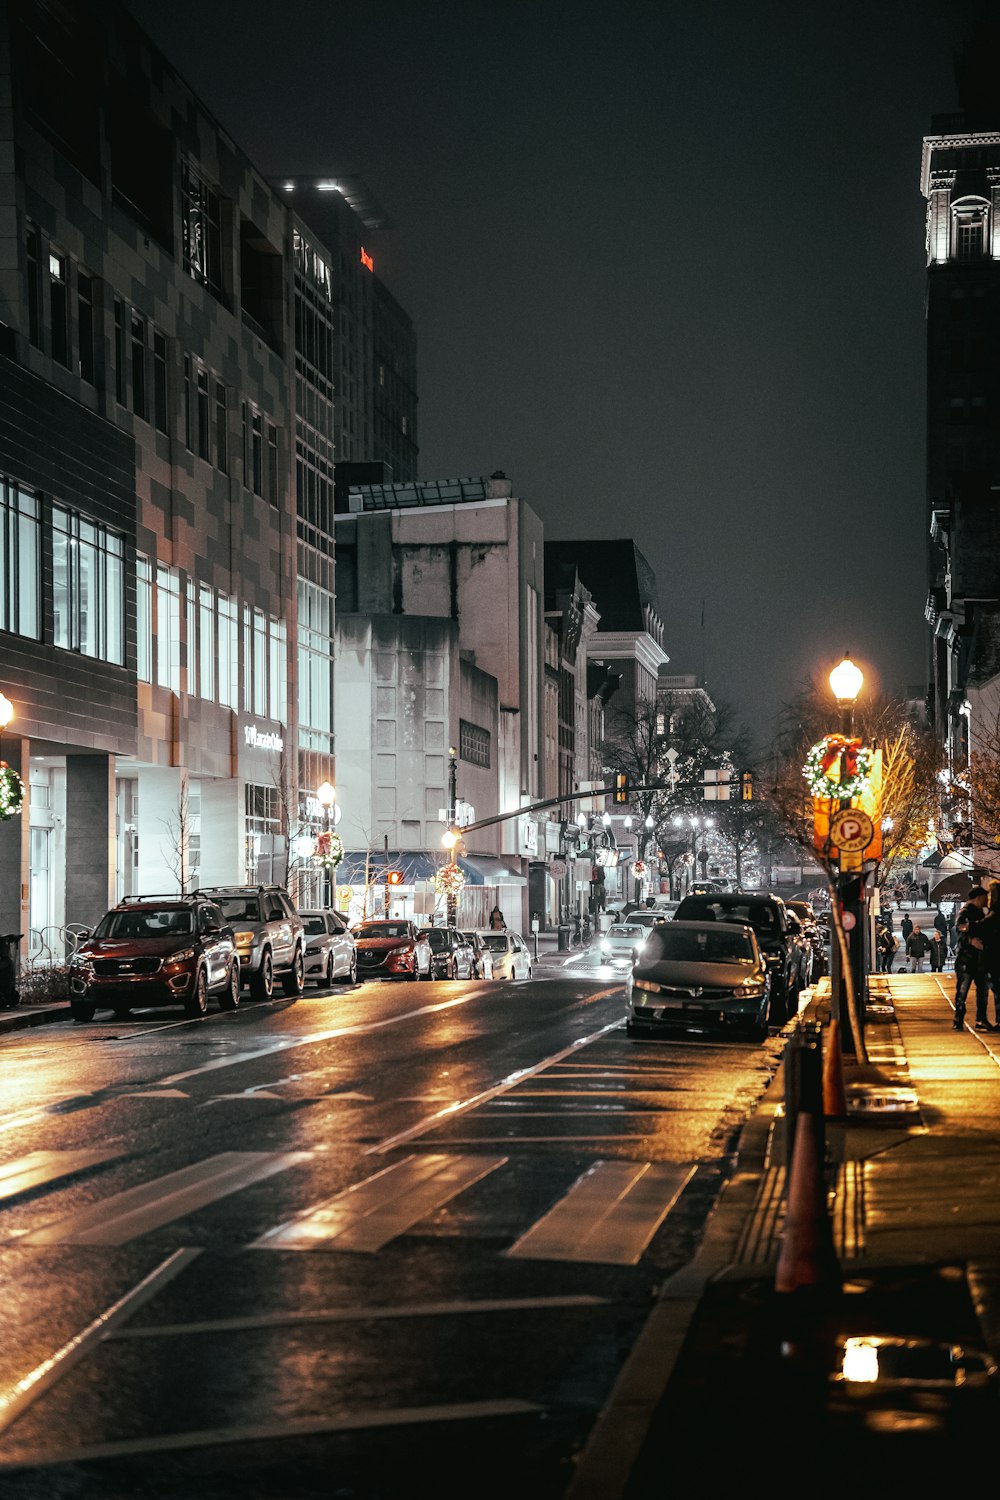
[{"left": 568, "top": 969, "right": 1000, "bottom": 1491}]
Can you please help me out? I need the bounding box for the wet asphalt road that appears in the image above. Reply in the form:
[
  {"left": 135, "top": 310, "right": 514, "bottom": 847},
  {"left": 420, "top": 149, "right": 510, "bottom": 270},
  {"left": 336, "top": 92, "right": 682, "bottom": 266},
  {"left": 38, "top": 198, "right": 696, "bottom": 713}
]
[{"left": 0, "top": 970, "right": 784, "bottom": 1498}]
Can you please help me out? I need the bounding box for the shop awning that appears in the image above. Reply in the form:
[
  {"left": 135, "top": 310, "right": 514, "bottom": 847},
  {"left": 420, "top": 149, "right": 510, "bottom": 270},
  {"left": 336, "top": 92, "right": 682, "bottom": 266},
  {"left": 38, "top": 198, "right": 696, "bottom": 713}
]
[
  {"left": 459, "top": 855, "right": 527, "bottom": 887},
  {"left": 930, "top": 869, "right": 990, "bottom": 901}
]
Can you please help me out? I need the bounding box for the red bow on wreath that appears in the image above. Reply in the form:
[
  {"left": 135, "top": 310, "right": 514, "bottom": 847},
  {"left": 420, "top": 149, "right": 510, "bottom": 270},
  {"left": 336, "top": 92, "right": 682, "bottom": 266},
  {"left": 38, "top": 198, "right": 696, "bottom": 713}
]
[{"left": 819, "top": 735, "right": 861, "bottom": 779}]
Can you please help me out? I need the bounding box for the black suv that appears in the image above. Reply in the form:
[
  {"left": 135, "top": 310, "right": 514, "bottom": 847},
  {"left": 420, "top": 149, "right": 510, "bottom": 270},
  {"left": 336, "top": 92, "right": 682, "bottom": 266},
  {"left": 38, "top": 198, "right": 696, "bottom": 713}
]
[
  {"left": 196, "top": 885, "right": 305, "bottom": 1000},
  {"left": 673, "top": 890, "right": 802, "bottom": 1024},
  {"left": 68, "top": 894, "right": 240, "bottom": 1022}
]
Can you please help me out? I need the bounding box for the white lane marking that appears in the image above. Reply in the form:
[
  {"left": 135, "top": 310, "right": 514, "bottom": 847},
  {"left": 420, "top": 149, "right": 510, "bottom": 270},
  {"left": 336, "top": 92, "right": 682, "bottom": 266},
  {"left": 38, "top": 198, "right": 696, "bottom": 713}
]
[
  {"left": 0, "top": 1401, "right": 541, "bottom": 1468},
  {"left": 506, "top": 1160, "right": 696, "bottom": 1265},
  {"left": 367, "top": 1018, "right": 625, "bottom": 1155},
  {"left": 111, "top": 1293, "right": 607, "bottom": 1340},
  {"left": 0, "top": 1148, "right": 121, "bottom": 1203},
  {"left": 251, "top": 1152, "right": 506, "bottom": 1253},
  {"left": 116, "top": 1090, "right": 190, "bottom": 1100},
  {"left": 19, "top": 1151, "right": 311, "bottom": 1247},
  {"left": 154, "top": 995, "right": 478, "bottom": 1087},
  {"left": 0, "top": 1248, "right": 200, "bottom": 1436}
]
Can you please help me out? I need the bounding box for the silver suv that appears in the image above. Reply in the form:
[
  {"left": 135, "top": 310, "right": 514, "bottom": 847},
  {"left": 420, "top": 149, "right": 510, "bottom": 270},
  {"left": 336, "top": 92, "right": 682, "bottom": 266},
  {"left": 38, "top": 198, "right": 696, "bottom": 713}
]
[{"left": 196, "top": 885, "right": 305, "bottom": 1000}]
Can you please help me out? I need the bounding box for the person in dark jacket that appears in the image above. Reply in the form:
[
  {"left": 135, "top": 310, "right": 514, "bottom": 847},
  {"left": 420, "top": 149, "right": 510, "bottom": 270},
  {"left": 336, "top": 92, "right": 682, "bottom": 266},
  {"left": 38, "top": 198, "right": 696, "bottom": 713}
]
[
  {"left": 933, "top": 907, "right": 949, "bottom": 948},
  {"left": 900, "top": 913, "right": 914, "bottom": 946},
  {"left": 954, "top": 886, "right": 991, "bottom": 1031},
  {"left": 928, "top": 929, "right": 945, "bottom": 973},
  {"left": 906, "top": 925, "right": 931, "bottom": 972},
  {"left": 977, "top": 883, "right": 1000, "bottom": 1029}
]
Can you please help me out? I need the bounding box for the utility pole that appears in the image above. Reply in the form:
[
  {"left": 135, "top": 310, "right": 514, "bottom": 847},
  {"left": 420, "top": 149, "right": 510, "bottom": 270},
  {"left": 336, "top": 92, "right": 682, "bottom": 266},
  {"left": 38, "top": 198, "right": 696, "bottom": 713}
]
[
  {"left": 383, "top": 833, "right": 390, "bottom": 916},
  {"left": 447, "top": 746, "right": 458, "bottom": 926}
]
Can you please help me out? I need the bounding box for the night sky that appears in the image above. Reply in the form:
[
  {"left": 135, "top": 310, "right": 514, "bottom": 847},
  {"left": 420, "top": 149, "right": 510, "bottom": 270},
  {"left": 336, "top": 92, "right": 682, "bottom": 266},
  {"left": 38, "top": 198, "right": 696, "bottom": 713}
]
[{"left": 128, "top": 0, "right": 973, "bottom": 745}]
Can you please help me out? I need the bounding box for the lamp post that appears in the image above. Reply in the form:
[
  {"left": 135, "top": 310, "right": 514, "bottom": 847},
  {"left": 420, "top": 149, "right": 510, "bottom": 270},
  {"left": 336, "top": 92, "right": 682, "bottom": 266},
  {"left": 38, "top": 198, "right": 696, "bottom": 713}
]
[
  {"left": 317, "top": 780, "right": 336, "bottom": 911},
  {"left": 827, "top": 654, "right": 865, "bottom": 1053},
  {"left": 445, "top": 746, "right": 459, "bottom": 926}
]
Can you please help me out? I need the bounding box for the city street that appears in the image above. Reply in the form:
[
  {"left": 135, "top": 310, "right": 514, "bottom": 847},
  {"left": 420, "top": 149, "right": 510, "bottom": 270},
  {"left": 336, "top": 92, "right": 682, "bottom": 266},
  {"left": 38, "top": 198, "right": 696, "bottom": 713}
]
[{"left": 0, "top": 972, "right": 784, "bottom": 1498}]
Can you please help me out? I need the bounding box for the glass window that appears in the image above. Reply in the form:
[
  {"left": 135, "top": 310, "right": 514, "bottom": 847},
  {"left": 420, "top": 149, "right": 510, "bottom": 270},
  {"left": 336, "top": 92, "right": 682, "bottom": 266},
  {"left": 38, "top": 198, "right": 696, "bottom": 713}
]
[
  {"left": 198, "top": 584, "right": 214, "bottom": 701},
  {"left": 153, "top": 331, "right": 168, "bottom": 433},
  {"left": 49, "top": 251, "right": 69, "bottom": 367},
  {"left": 130, "top": 310, "right": 146, "bottom": 419},
  {"left": 253, "top": 607, "right": 266, "bottom": 715},
  {"left": 114, "top": 299, "right": 126, "bottom": 405},
  {"left": 266, "top": 424, "right": 278, "bottom": 504},
  {"left": 459, "top": 719, "right": 491, "bottom": 768},
  {"left": 52, "top": 506, "right": 124, "bottom": 664},
  {"left": 268, "top": 616, "right": 286, "bottom": 721},
  {"left": 251, "top": 411, "right": 263, "bottom": 495},
  {"left": 218, "top": 593, "right": 236, "bottom": 708},
  {"left": 77, "top": 273, "right": 95, "bottom": 385},
  {"left": 183, "top": 355, "right": 193, "bottom": 449},
  {"left": 155, "top": 563, "right": 180, "bottom": 691},
  {"left": 215, "top": 381, "right": 228, "bottom": 472},
  {"left": 0, "top": 481, "right": 41, "bottom": 639},
  {"left": 186, "top": 579, "right": 197, "bottom": 696},
  {"left": 181, "top": 160, "right": 222, "bottom": 296},
  {"left": 196, "top": 367, "right": 210, "bottom": 460},
  {"left": 136, "top": 555, "right": 152, "bottom": 681},
  {"left": 297, "top": 579, "right": 333, "bottom": 752}
]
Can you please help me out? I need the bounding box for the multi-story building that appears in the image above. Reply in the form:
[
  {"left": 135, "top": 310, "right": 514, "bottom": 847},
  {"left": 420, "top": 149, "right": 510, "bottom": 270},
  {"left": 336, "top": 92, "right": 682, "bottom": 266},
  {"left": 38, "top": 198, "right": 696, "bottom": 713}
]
[
  {"left": 0, "top": 0, "right": 417, "bottom": 951},
  {"left": 920, "top": 41, "right": 1000, "bottom": 866},
  {"left": 333, "top": 474, "right": 545, "bottom": 927}
]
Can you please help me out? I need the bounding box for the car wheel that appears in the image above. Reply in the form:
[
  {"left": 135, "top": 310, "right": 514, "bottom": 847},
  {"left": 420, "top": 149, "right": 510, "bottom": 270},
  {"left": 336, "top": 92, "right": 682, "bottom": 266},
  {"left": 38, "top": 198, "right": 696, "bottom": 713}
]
[
  {"left": 250, "top": 949, "right": 274, "bottom": 1001},
  {"left": 112, "top": 1003, "right": 131, "bottom": 1020},
  {"left": 421, "top": 960, "right": 433, "bottom": 980},
  {"left": 447, "top": 957, "right": 457, "bottom": 979},
  {"left": 218, "top": 963, "right": 240, "bottom": 1012},
  {"left": 324, "top": 952, "right": 336, "bottom": 989},
  {"left": 71, "top": 1000, "right": 96, "bottom": 1023},
  {"left": 184, "top": 968, "right": 209, "bottom": 1018},
  {"left": 767, "top": 982, "right": 786, "bottom": 1028},
  {"left": 748, "top": 998, "right": 769, "bottom": 1042},
  {"left": 282, "top": 947, "right": 305, "bottom": 997},
  {"left": 346, "top": 951, "right": 358, "bottom": 985}
]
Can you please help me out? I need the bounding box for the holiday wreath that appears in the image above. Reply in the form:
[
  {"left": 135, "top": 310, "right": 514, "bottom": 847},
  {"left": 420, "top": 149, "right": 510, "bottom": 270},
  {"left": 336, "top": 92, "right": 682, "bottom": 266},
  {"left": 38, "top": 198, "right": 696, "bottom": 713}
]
[
  {"left": 314, "top": 829, "right": 344, "bottom": 869},
  {"left": 0, "top": 762, "right": 25, "bottom": 821},
  {"left": 802, "top": 734, "right": 872, "bottom": 802}
]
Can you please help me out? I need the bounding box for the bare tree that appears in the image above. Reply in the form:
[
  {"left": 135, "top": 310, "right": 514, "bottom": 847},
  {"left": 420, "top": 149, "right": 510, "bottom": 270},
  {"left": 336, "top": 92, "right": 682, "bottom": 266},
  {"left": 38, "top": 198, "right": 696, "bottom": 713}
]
[
  {"left": 710, "top": 800, "right": 777, "bottom": 889},
  {"left": 160, "top": 781, "right": 192, "bottom": 894}
]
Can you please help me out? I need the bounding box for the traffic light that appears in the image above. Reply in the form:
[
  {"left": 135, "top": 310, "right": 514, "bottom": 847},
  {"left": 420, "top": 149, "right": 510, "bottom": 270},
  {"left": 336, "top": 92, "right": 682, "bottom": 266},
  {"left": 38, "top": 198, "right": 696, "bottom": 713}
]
[
  {"left": 741, "top": 771, "right": 753, "bottom": 801},
  {"left": 613, "top": 772, "right": 629, "bottom": 804},
  {"left": 386, "top": 869, "right": 404, "bottom": 885}
]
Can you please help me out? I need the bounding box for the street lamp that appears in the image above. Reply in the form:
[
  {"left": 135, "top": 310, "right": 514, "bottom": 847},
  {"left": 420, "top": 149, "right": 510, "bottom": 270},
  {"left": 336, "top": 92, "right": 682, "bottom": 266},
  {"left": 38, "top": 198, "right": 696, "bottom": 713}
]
[
  {"left": 830, "top": 653, "right": 864, "bottom": 735},
  {"left": 317, "top": 780, "right": 336, "bottom": 910}
]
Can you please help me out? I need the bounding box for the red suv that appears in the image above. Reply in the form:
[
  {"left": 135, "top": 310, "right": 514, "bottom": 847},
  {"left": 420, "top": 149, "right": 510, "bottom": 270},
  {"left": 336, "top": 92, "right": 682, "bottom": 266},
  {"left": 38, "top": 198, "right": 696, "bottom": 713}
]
[{"left": 68, "top": 894, "right": 241, "bottom": 1022}]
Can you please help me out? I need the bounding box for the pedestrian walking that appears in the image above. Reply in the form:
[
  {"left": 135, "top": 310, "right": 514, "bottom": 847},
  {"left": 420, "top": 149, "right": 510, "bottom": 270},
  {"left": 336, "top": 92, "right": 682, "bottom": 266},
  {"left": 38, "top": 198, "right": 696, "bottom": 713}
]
[
  {"left": 928, "top": 929, "right": 945, "bottom": 972},
  {"left": 877, "top": 922, "right": 898, "bottom": 973},
  {"left": 933, "top": 906, "right": 949, "bottom": 948},
  {"left": 489, "top": 905, "right": 506, "bottom": 932},
  {"left": 953, "top": 885, "right": 991, "bottom": 1031},
  {"left": 921, "top": 881, "right": 930, "bottom": 907},
  {"left": 947, "top": 910, "right": 958, "bottom": 955},
  {"left": 901, "top": 912, "right": 914, "bottom": 946},
  {"left": 977, "top": 882, "right": 1000, "bottom": 1027},
  {"left": 906, "top": 925, "right": 931, "bottom": 972}
]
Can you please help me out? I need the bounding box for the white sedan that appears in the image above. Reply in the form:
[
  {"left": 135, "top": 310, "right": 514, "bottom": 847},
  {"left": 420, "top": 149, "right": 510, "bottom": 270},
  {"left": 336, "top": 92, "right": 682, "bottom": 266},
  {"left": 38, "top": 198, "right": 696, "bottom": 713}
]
[
  {"left": 599, "top": 923, "right": 649, "bottom": 966},
  {"left": 478, "top": 930, "right": 533, "bottom": 980},
  {"left": 297, "top": 909, "right": 358, "bottom": 987}
]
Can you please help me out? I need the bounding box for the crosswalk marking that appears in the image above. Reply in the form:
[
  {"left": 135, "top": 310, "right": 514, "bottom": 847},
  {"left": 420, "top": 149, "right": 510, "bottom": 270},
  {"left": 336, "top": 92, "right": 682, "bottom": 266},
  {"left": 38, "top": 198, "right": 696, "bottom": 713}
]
[
  {"left": 0, "top": 1148, "right": 121, "bottom": 1204},
  {"left": 20, "top": 1151, "right": 311, "bottom": 1247},
  {"left": 506, "top": 1160, "right": 695, "bottom": 1265},
  {"left": 251, "top": 1152, "right": 507, "bottom": 1253}
]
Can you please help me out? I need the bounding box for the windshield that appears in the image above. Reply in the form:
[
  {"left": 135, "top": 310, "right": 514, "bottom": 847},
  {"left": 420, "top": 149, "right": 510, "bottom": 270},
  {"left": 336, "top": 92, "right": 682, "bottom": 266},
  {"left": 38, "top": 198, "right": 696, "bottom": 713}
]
[
  {"left": 214, "top": 896, "right": 263, "bottom": 922},
  {"left": 608, "top": 926, "right": 642, "bottom": 939},
  {"left": 481, "top": 934, "right": 509, "bottom": 951},
  {"left": 355, "top": 923, "right": 411, "bottom": 940},
  {"left": 677, "top": 899, "right": 778, "bottom": 934},
  {"left": 96, "top": 908, "right": 193, "bottom": 939},
  {"left": 644, "top": 928, "right": 755, "bottom": 963},
  {"left": 301, "top": 916, "right": 326, "bottom": 935},
  {"left": 420, "top": 930, "right": 451, "bottom": 950}
]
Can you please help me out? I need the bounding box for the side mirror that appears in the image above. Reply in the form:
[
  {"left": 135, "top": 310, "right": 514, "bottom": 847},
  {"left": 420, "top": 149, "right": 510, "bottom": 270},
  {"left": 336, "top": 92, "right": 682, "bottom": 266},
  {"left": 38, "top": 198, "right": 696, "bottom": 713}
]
[{"left": 204, "top": 922, "right": 222, "bottom": 935}]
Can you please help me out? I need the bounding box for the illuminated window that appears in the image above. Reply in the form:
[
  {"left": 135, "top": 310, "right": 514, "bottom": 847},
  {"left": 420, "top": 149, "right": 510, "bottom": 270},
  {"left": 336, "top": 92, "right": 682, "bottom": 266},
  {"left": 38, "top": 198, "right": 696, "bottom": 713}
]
[
  {"left": 181, "top": 160, "right": 222, "bottom": 296},
  {"left": 0, "top": 480, "right": 40, "bottom": 639},
  {"left": 52, "top": 506, "right": 124, "bottom": 665}
]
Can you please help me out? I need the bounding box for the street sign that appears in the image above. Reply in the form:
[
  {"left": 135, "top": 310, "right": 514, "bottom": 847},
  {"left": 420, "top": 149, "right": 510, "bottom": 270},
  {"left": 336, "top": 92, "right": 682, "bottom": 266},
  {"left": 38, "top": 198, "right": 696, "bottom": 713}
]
[
  {"left": 830, "top": 807, "right": 874, "bottom": 853},
  {"left": 549, "top": 858, "right": 568, "bottom": 879}
]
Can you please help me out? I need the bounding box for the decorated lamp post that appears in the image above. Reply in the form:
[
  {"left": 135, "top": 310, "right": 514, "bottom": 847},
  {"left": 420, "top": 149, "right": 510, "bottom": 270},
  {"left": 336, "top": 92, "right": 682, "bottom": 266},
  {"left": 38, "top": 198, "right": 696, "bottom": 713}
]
[
  {"left": 0, "top": 694, "right": 24, "bottom": 824},
  {"left": 315, "top": 781, "right": 342, "bottom": 909}
]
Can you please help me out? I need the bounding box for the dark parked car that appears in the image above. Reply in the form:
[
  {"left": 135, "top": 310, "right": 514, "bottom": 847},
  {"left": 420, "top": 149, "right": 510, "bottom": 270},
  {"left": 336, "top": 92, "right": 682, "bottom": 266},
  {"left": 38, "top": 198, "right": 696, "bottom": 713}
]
[
  {"left": 673, "top": 890, "right": 802, "bottom": 1024},
  {"left": 68, "top": 893, "right": 240, "bottom": 1022},
  {"left": 198, "top": 885, "right": 305, "bottom": 1000},
  {"left": 418, "top": 926, "right": 475, "bottom": 979},
  {"left": 626, "top": 919, "right": 771, "bottom": 1041},
  {"left": 352, "top": 920, "right": 432, "bottom": 980},
  {"left": 787, "top": 899, "right": 828, "bottom": 980}
]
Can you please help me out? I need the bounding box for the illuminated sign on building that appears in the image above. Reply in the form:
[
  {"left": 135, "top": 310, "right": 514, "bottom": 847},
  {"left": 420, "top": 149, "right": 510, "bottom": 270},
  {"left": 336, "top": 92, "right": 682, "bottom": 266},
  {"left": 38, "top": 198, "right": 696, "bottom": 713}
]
[
  {"left": 244, "top": 724, "right": 284, "bottom": 752},
  {"left": 360, "top": 247, "right": 374, "bottom": 273}
]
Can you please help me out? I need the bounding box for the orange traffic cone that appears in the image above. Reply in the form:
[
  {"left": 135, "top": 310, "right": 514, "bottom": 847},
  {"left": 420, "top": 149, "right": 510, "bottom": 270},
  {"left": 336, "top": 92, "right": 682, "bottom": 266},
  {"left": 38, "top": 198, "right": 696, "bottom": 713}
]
[
  {"left": 775, "top": 1108, "right": 841, "bottom": 1297},
  {"left": 822, "top": 1017, "right": 847, "bottom": 1119}
]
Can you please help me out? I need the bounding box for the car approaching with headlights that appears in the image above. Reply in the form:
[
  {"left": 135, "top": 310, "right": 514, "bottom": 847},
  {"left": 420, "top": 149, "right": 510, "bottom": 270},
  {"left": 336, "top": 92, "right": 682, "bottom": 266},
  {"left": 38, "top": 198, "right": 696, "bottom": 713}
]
[
  {"left": 352, "top": 920, "right": 432, "bottom": 980},
  {"left": 599, "top": 923, "right": 649, "bottom": 966},
  {"left": 298, "top": 909, "right": 358, "bottom": 987},
  {"left": 198, "top": 885, "right": 305, "bottom": 1000},
  {"left": 68, "top": 894, "right": 240, "bottom": 1022},
  {"left": 626, "top": 919, "right": 771, "bottom": 1041}
]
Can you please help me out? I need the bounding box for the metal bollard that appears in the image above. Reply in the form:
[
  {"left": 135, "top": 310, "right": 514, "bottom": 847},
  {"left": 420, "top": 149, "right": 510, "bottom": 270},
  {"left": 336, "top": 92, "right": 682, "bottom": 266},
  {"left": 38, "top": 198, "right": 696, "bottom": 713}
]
[{"left": 784, "top": 1019, "right": 825, "bottom": 1177}]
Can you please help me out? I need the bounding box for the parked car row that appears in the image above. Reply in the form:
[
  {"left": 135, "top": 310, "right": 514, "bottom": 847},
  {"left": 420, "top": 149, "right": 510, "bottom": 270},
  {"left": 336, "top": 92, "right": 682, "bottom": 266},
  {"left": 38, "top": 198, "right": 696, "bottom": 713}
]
[{"left": 67, "top": 888, "right": 534, "bottom": 1021}]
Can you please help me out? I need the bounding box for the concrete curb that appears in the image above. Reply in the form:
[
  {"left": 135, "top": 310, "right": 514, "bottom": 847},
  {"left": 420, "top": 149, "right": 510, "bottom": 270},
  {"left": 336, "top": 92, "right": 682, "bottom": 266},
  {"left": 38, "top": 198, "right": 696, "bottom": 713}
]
[{"left": 0, "top": 1002, "right": 73, "bottom": 1034}]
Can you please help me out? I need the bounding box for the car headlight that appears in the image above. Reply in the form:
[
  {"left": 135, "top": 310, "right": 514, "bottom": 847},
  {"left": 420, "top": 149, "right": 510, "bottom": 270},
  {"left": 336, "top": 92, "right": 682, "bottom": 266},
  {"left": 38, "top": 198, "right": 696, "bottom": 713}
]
[
  {"left": 165, "top": 947, "right": 196, "bottom": 964},
  {"left": 741, "top": 983, "right": 766, "bottom": 997},
  {"left": 600, "top": 940, "right": 610, "bottom": 952},
  {"left": 234, "top": 930, "right": 256, "bottom": 946}
]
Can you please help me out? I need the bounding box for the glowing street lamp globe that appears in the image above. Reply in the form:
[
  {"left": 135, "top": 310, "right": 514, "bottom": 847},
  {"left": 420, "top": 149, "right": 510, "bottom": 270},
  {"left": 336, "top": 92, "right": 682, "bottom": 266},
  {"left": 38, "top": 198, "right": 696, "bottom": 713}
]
[{"left": 829, "top": 654, "right": 863, "bottom": 706}]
